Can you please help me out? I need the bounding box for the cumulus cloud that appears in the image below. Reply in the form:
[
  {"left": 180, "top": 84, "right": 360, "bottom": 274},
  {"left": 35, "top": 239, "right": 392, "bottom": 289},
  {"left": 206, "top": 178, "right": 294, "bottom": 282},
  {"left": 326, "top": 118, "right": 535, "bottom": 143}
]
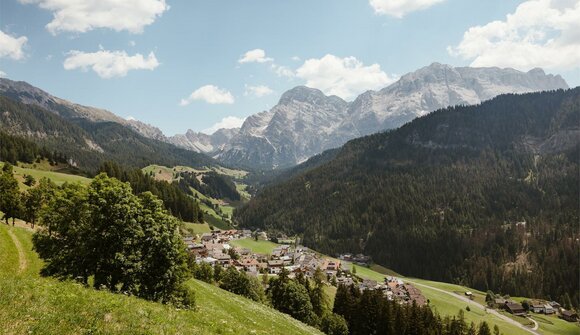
[
  {"left": 448, "top": 0, "right": 580, "bottom": 71},
  {"left": 0, "top": 70, "right": 7, "bottom": 78},
  {"left": 369, "top": 0, "right": 445, "bottom": 18},
  {"left": 19, "top": 0, "right": 169, "bottom": 35},
  {"left": 202, "top": 116, "right": 245, "bottom": 134},
  {"left": 238, "top": 49, "right": 273, "bottom": 64},
  {"left": 63, "top": 50, "right": 159, "bottom": 78},
  {"left": 0, "top": 30, "right": 27, "bottom": 60},
  {"left": 296, "top": 54, "right": 394, "bottom": 100},
  {"left": 180, "top": 85, "right": 235, "bottom": 106},
  {"left": 244, "top": 85, "right": 274, "bottom": 98},
  {"left": 271, "top": 64, "right": 295, "bottom": 78}
]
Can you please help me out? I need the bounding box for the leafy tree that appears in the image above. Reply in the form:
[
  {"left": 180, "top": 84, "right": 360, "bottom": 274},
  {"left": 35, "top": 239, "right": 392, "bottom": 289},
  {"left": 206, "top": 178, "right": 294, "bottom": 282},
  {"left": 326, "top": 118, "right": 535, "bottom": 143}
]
[
  {"left": 478, "top": 322, "right": 492, "bottom": 335},
  {"left": 0, "top": 163, "right": 22, "bottom": 225},
  {"left": 23, "top": 174, "right": 36, "bottom": 187},
  {"left": 194, "top": 262, "right": 214, "bottom": 283},
  {"left": 268, "top": 272, "right": 318, "bottom": 326},
  {"left": 320, "top": 313, "right": 349, "bottom": 335},
  {"left": 33, "top": 174, "right": 193, "bottom": 307},
  {"left": 22, "top": 177, "right": 55, "bottom": 228}
]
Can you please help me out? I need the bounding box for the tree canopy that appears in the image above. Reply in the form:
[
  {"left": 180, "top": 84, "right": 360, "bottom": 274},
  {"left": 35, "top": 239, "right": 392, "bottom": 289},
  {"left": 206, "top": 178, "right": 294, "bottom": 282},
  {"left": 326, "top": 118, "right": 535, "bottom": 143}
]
[{"left": 33, "top": 174, "right": 193, "bottom": 307}]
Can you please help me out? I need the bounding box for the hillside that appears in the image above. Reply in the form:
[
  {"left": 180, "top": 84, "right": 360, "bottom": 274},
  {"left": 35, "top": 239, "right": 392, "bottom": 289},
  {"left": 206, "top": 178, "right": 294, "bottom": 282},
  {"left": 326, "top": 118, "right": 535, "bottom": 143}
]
[
  {"left": 0, "top": 86, "right": 216, "bottom": 172},
  {"left": 0, "top": 224, "right": 321, "bottom": 335},
  {"left": 236, "top": 89, "right": 580, "bottom": 306},
  {"left": 143, "top": 164, "right": 249, "bottom": 228}
]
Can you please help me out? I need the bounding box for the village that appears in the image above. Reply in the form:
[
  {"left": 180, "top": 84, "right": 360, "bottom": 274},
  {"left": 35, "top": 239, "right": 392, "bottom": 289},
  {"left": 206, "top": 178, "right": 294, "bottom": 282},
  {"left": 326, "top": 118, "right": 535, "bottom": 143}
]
[
  {"left": 183, "top": 229, "right": 428, "bottom": 306},
  {"left": 482, "top": 294, "right": 579, "bottom": 323}
]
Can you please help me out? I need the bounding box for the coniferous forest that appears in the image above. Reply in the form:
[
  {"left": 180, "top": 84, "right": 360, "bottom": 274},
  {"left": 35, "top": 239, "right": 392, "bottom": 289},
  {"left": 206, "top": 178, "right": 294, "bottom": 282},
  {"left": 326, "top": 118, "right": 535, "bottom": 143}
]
[{"left": 236, "top": 89, "right": 580, "bottom": 307}]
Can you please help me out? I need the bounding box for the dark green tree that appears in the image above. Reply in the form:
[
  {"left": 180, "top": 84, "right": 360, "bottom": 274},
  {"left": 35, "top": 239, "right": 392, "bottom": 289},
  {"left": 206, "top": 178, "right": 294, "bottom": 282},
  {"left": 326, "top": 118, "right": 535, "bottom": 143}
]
[
  {"left": 0, "top": 163, "right": 22, "bottom": 225},
  {"left": 320, "top": 312, "right": 349, "bottom": 335},
  {"left": 33, "top": 174, "right": 193, "bottom": 307}
]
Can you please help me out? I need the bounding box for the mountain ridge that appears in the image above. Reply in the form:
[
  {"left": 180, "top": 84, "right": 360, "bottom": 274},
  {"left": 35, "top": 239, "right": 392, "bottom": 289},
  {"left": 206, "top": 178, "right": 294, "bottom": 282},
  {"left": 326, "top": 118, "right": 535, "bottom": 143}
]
[{"left": 173, "top": 63, "right": 568, "bottom": 169}]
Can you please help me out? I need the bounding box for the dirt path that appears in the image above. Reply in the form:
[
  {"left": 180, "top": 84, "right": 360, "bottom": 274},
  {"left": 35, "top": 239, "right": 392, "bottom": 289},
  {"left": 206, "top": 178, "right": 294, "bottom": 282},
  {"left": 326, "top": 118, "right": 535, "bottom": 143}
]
[
  {"left": 528, "top": 317, "right": 539, "bottom": 331},
  {"left": 7, "top": 229, "right": 27, "bottom": 274},
  {"left": 407, "top": 280, "right": 541, "bottom": 335}
]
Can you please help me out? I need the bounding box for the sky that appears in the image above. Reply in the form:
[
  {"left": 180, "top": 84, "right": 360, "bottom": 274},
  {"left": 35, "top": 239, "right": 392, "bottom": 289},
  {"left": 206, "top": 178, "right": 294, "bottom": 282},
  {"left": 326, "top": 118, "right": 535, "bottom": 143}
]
[{"left": 1, "top": 0, "right": 579, "bottom": 136}]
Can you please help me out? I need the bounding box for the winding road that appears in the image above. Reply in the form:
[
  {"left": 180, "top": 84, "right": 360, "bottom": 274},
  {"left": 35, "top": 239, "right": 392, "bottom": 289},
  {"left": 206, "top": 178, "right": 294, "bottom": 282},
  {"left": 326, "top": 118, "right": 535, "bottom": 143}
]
[{"left": 407, "top": 280, "right": 541, "bottom": 335}]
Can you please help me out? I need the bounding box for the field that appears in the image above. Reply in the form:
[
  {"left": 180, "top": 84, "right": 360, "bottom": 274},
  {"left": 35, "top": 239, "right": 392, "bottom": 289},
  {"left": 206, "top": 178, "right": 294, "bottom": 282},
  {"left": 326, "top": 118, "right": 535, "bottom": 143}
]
[
  {"left": 0, "top": 224, "right": 320, "bottom": 335},
  {"left": 0, "top": 162, "right": 91, "bottom": 189},
  {"left": 182, "top": 222, "right": 212, "bottom": 235},
  {"left": 230, "top": 238, "right": 280, "bottom": 255}
]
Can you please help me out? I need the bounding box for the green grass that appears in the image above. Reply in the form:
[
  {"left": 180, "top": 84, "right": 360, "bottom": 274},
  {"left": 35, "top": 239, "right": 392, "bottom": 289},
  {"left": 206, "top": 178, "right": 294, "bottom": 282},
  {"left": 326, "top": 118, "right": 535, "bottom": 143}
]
[
  {"left": 0, "top": 224, "right": 321, "bottom": 335},
  {"left": 183, "top": 222, "right": 212, "bottom": 235},
  {"left": 530, "top": 314, "right": 580, "bottom": 335},
  {"left": 347, "top": 264, "right": 577, "bottom": 335},
  {"left": 0, "top": 162, "right": 91, "bottom": 189},
  {"left": 229, "top": 238, "right": 280, "bottom": 255}
]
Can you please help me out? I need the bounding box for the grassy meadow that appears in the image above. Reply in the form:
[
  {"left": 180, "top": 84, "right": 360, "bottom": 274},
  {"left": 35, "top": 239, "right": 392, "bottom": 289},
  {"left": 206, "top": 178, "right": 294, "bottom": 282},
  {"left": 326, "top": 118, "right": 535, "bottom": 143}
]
[{"left": 0, "top": 224, "right": 321, "bottom": 335}]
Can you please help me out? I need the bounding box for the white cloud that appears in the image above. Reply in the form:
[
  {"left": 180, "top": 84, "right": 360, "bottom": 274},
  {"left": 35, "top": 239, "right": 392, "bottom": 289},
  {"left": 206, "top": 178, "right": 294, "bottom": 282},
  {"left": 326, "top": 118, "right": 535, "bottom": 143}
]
[
  {"left": 19, "top": 0, "right": 169, "bottom": 35},
  {"left": 126, "top": 115, "right": 136, "bottom": 121},
  {"left": 0, "top": 70, "right": 7, "bottom": 78},
  {"left": 291, "top": 56, "right": 301, "bottom": 61},
  {"left": 0, "top": 30, "right": 27, "bottom": 60},
  {"left": 244, "top": 85, "right": 274, "bottom": 98},
  {"left": 369, "top": 0, "right": 445, "bottom": 18},
  {"left": 272, "top": 64, "right": 295, "bottom": 78},
  {"left": 296, "top": 54, "right": 394, "bottom": 100},
  {"left": 180, "top": 85, "right": 235, "bottom": 106},
  {"left": 202, "top": 116, "right": 245, "bottom": 134},
  {"left": 238, "top": 49, "right": 273, "bottom": 64},
  {"left": 449, "top": 0, "right": 580, "bottom": 71},
  {"left": 63, "top": 50, "right": 159, "bottom": 78}
]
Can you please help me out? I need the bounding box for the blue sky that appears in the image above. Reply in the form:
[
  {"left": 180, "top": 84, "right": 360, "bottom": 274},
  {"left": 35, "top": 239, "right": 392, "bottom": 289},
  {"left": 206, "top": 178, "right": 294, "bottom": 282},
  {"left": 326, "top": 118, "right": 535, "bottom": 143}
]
[{"left": 1, "top": 0, "right": 578, "bottom": 135}]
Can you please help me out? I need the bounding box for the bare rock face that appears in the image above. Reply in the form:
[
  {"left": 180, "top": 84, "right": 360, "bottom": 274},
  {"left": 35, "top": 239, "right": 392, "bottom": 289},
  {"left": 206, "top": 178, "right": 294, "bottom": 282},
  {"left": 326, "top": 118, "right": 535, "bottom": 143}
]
[
  {"left": 167, "top": 128, "right": 239, "bottom": 154},
  {"left": 215, "top": 64, "right": 568, "bottom": 169},
  {"left": 217, "top": 86, "right": 348, "bottom": 169}
]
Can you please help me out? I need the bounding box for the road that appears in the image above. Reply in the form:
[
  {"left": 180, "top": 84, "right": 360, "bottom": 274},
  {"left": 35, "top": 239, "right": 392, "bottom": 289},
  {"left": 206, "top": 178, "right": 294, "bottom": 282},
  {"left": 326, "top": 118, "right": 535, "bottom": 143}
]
[{"left": 406, "top": 280, "right": 541, "bottom": 335}]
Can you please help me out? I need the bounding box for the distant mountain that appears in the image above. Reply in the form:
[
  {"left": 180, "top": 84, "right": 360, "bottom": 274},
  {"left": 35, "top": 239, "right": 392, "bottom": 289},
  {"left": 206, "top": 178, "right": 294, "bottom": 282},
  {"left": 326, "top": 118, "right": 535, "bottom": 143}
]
[
  {"left": 180, "top": 64, "right": 568, "bottom": 169},
  {"left": 0, "top": 78, "right": 216, "bottom": 171},
  {"left": 236, "top": 88, "right": 580, "bottom": 306},
  {"left": 168, "top": 128, "right": 239, "bottom": 153}
]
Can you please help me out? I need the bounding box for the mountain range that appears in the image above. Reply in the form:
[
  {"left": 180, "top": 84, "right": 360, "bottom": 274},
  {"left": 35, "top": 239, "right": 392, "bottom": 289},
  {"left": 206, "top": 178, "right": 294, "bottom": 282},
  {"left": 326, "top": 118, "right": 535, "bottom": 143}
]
[
  {"left": 167, "top": 63, "right": 569, "bottom": 169},
  {"left": 0, "top": 63, "right": 569, "bottom": 171}
]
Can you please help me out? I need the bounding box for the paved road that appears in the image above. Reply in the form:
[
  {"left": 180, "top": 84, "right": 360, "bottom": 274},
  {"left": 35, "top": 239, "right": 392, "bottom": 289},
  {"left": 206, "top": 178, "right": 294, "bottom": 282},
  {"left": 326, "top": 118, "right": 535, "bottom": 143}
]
[{"left": 407, "top": 280, "right": 541, "bottom": 335}]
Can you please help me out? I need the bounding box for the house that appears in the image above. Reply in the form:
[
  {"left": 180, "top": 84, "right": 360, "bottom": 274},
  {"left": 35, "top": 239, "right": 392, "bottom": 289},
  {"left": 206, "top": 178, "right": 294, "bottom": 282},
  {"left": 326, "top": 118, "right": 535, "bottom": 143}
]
[
  {"left": 494, "top": 298, "right": 507, "bottom": 307},
  {"left": 200, "top": 233, "right": 213, "bottom": 243},
  {"left": 505, "top": 302, "right": 526, "bottom": 316},
  {"left": 336, "top": 277, "right": 354, "bottom": 287},
  {"left": 530, "top": 302, "right": 545, "bottom": 313},
  {"left": 267, "top": 260, "right": 284, "bottom": 274},
  {"left": 237, "top": 258, "right": 259, "bottom": 273},
  {"left": 549, "top": 301, "right": 562, "bottom": 309},
  {"left": 560, "top": 310, "right": 578, "bottom": 322},
  {"left": 326, "top": 260, "right": 341, "bottom": 271},
  {"left": 214, "top": 253, "right": 231, "bottom": 267},
  {"left": 543, "top": 304, "right": 555, "bottom": 315}
]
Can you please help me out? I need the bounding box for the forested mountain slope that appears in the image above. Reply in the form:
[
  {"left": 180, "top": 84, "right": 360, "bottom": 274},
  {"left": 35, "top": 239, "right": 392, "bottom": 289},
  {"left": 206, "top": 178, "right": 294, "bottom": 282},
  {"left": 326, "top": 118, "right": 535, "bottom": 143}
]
[
  {"left": 236, "top": 88, "right": 580, "bottom": 306},
  {"left": 0, "top": 96, "right": 215, "bottom": 172}
]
